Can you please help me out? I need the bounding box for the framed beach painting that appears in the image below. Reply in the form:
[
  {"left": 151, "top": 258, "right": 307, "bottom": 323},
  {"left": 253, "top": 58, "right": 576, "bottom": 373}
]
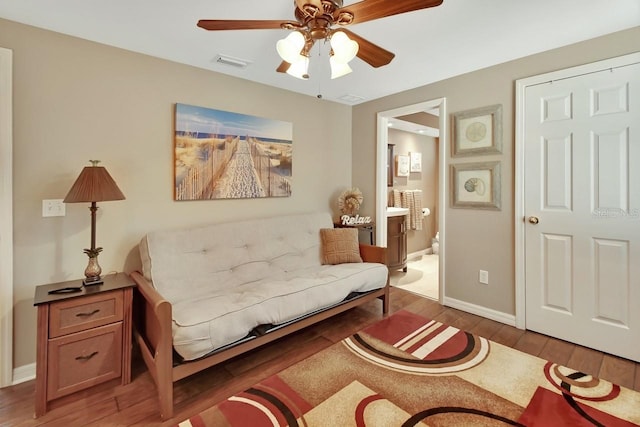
[
  {"left": 174, "top": 103, "right": 293, "bottom": 200},
  {"left": 451, "top": 161, "right": 501, "bottom": 210},
  {"left": 452, "top": 104, "right": 502, "bottom": 157}
]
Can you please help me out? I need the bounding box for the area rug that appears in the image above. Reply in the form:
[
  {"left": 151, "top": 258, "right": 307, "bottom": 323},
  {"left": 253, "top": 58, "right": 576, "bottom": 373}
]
[{"left": 177, "top": 310, "right": 640, "bottom": 426}]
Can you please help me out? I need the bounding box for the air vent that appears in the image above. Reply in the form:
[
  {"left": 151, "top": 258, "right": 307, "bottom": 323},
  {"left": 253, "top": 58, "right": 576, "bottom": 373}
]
[
  {"left": 214, "top": 54, "right": 251, "bottom": 69},
  {"left": 338, "top": 94, "right": 365, "bottom": 103}
]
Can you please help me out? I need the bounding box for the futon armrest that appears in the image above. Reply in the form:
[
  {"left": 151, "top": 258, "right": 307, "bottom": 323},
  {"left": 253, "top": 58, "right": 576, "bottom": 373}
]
[
  {"left": 131, "top": 271, "right": 169, "bottom": 314},
  {"left": 130, "top": 271, "right": 175, "bottom": 420},
  {"left": 130, "top": 271, "right": 172, "bottom": 356},
  {"left": 359, "top": 243, "right": 387, "bottom": 265}
]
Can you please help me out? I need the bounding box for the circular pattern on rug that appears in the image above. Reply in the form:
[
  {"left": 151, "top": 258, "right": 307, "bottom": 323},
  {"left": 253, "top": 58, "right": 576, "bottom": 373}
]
[
  {"left": 543, "top": 361, "right": 620, "bottom": 402},
  {"left": 344, "top": 330, "right": 490, "bottom": 375},
  {"left": 402, "top": 407, "right": 524, "bottom": 426}
]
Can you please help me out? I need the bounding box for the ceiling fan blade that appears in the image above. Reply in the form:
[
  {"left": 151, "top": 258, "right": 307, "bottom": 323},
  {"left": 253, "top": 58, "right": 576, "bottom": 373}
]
[
  {"left": 197, "top": 20, "right": 287, "bottom": 31},
  {"left": 276, "top": 61, "right": 291, "bottom": 73},
  {"left": 337, "top": 0, "right": 443, "bottom": 25},
  {"left": 340, "top": 29, "right": 395, "bottom": 68}
]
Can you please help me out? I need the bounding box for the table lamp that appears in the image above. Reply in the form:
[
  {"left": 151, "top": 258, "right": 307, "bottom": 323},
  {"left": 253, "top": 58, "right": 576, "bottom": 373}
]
[{"left": 63, "top": 160, "right": 125, "bottom": 285}]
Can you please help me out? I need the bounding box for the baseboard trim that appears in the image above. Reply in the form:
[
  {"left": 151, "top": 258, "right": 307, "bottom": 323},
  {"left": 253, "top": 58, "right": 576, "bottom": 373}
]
[
  {"left": 407, "top": 248, "right": 433, "bottom": 262},
  {"left": 443, "top": 297, "right": 517, "bottom": 327},
  {"left": 12, "top": 363, "right": 35, "bottom": 385}
]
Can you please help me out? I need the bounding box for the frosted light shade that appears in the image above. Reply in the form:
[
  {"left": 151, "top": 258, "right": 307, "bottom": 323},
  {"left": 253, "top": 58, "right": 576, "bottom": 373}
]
[
  {"left": 330, "top": 56, "right": 352, "bottom": 79},
  {"left": 287, "top": 56, "right": 310, "bottom": 80},
  {"left": 276, "top": 31, "right": 305, "bottom": 63},
  {"left": 330, "top": 31, "right": 358, "bottom": 63}
]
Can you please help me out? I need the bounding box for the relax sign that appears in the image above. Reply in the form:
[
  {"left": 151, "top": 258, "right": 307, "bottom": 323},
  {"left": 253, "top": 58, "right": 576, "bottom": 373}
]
[{"left": 341, "top": 215, "right": 372, "bottom": 226}]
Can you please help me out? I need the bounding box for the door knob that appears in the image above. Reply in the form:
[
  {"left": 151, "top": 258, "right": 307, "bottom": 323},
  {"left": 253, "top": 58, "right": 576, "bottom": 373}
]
[{"left": 528, "top": 216, "right": 539, "bottom": 224}]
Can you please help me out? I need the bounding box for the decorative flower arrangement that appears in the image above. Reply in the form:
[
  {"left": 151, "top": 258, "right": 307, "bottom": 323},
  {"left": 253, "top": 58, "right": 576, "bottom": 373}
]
[{"left": 338, "top": 187, "right": 364, "bottom": 216}]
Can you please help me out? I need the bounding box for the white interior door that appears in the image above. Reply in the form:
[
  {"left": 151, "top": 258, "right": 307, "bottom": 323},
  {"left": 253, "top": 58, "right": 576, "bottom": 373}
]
[{"left": 524, "top": 61, "right": 640, "bottom": 362}]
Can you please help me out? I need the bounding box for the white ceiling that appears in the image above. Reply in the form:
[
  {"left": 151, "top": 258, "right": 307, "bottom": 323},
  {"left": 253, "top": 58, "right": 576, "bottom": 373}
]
[{"left": 0, "top": 0, "right": 638, "bottom": 105}]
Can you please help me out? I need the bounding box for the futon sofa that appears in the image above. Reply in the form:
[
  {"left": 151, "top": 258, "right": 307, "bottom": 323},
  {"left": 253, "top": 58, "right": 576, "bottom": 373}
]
[{"left": 130, "top": 212, "right": 389, "bottom": 419}]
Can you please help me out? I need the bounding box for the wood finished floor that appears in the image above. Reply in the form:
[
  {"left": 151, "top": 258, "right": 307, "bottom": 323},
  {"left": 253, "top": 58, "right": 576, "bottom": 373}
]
[{"left": 2, "top": 287, "right": 639, "bottom": 426}]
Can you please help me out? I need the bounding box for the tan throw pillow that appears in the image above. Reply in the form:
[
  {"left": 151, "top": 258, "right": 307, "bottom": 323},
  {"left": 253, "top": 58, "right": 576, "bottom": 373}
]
[{"left": 320, "top": 228, "right": 363, "bottom": 265}]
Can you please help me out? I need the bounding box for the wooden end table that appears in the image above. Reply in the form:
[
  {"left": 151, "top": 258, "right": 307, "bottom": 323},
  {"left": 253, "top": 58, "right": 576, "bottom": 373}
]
[
  {"left": 334, "top": 221, "right": 376, "bottom": 245},
  {"left": 33, "top": 272, "right": 135, "bottom": 417}
]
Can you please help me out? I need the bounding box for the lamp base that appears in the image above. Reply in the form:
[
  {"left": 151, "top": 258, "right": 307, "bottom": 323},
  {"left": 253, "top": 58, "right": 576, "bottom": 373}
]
[
  {"left": 83, "top": 276, "right": 104, "bottom": 286},
  {"left": 83, "top": 255, "right": 103, "bottom": 286}
]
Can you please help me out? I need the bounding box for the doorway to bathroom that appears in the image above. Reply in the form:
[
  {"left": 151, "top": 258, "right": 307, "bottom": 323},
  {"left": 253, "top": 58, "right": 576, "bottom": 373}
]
[{"left": 376, "top": 98, "right": 447, "bottom": 303}]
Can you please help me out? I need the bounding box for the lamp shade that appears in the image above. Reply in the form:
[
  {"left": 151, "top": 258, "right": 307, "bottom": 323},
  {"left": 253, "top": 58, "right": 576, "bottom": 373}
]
[{"left": 64, "top": 164, "right": 125, "bottom": 203}]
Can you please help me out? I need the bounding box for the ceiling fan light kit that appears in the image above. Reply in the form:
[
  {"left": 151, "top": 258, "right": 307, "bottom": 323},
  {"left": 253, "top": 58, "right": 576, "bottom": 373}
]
[
  {"left": 198, "top": 0, "right": 444, "bottom": 81},
  {"left": 277, "top": 29, "right": 358, "bottom": 79}
]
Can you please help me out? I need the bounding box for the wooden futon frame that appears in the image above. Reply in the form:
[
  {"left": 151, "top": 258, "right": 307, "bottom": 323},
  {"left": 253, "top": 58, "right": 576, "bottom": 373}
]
[{"left": 130, "top": 244, "right": 389, "bottom": 419}]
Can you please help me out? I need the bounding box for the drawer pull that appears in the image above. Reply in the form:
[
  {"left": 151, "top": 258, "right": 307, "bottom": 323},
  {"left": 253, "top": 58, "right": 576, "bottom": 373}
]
[
  {"left": 75, "top": 309, "right": 100, "bottom": 318},
  {"left": 75, "top": 351, "right": 99, "bottom": 361}
]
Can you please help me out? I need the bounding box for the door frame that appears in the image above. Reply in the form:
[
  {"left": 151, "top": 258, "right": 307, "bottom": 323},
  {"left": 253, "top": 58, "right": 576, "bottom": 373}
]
[
  {"left": 0, "top": 46, "right": 13, "bottom": 387},
  {"left": 514, "top": 51, "right": 640, "bottom": 329},
  {"left": 376, "top": 97, "right": 447, "bottom": 304}
]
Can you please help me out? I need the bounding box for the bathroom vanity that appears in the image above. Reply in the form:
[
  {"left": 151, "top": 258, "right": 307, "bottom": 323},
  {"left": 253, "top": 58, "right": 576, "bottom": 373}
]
[{"left": 386, "top": 207, "right": 408, "bottom": 272}]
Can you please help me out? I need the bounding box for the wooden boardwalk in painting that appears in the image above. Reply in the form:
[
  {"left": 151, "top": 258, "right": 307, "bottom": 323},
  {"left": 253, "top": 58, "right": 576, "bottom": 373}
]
[
  {"left": 212, "top": 139, "right": 266, "bottom": 199},
  {"left": 175, "top": 136, "right": 291, "bottom": 200}
]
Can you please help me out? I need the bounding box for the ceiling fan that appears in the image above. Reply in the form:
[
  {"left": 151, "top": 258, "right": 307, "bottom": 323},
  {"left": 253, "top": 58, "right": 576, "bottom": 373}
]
[{"left": 197, "top": 0, "right": 443, "bottom": 79}]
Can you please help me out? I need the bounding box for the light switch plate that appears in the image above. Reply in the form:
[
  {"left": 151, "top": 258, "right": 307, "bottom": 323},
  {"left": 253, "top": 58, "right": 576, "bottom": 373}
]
[{"left": 42, "top": 199, "right": 65, "bottom": 217}]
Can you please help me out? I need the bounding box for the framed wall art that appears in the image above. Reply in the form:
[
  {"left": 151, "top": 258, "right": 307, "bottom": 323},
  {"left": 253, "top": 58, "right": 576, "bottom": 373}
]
[
  {"left": 410, "top": 152, "right": 422, "bottom": 173},
  {"left": 174, "top": 103, "right": 293, "bottom": 201},
  {"left": 452, "top": 104, "right": 502, "bottom": 157},
  {"left": 396, "top": 154, "right": 410, "bottom": 177},
  {"left": 451, "top": 161, "right": 501, "bottom": 210}
]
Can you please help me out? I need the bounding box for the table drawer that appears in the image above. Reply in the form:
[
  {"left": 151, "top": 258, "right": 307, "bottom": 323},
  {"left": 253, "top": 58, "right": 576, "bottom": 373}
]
[
  {"left": 47, "top": 322, "right": 123, "bottom": 400},
  {"left": 49, "top": 290, "right": 124, "bottom": 338}
]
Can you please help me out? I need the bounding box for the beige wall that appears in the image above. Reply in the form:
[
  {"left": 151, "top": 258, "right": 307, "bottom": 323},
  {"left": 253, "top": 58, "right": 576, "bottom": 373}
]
[
  {"left": 353, "top": 26, "right": 640, "bottom": 315},
  {"left": 0, "top": 19, "right": 352, "bottom": 368},
  {"left": 387, "top": 129, "right": 438, "bottom": 254},
  {"left": 5, "top": 17, "right": 639, "bottom": 370}
]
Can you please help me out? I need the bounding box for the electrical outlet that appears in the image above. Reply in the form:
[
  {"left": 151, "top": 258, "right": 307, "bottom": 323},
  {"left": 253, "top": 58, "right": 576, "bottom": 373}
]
[
  {"left": 42, "top": 199, "right": 65, "bottom": 217},
  {"left": 479, "top": 270, "right": 489, "bottom": 285}
]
